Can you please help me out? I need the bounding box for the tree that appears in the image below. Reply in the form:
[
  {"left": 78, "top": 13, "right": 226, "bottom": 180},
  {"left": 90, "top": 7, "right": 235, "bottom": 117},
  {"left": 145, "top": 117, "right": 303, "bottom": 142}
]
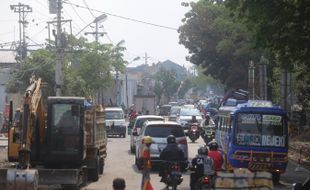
[
  {"left": 6, "top": 35, "right": 126, "bottom": 98},
  {"left": 225, "top": 0, "right": 310, "bottom": 119},
  {"left": 178, "top": 79, "right": 192, "bottom": 99},
  {"left": 153, "top": 68, "right": 181, "bottom": 103},
  {"left": 179, "top": 0, "right": 260, "bottom": 90}
]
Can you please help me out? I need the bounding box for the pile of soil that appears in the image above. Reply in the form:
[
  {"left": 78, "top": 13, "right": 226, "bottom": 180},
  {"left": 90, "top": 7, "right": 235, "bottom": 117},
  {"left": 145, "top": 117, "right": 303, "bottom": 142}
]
[
  {"left": 289, "top": 130, "right": 310, "bottom": 169},
  {"left": 292, "top": 128, "right": 310, "bottom": 142}
]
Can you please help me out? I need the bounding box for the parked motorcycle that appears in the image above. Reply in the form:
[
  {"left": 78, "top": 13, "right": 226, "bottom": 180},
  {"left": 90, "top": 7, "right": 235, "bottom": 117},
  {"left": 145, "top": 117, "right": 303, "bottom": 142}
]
[
  {"left": 161, "top": 162, "right": 183, "bottom": 190},
  {"left": 188, "top": 123, "right": 200, "bottom": 143}
]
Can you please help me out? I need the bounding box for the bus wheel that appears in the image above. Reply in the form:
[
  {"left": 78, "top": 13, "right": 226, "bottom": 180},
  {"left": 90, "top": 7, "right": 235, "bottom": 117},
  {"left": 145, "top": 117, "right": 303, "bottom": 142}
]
[{"left": 272, "top": 173, "right": 280, "bottom": 183}]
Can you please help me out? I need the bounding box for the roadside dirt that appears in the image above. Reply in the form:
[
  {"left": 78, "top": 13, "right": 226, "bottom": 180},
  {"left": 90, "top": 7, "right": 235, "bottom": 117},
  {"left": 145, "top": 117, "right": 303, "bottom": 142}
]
[{"left": 288, "top": 129, "right": 310, "bottom": 169}]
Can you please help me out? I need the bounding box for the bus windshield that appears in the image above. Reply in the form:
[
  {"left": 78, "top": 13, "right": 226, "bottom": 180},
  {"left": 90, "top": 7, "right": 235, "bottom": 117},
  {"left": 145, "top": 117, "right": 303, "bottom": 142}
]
[{"left": 235, "top": 113, "right": 287, "bottom": 147}]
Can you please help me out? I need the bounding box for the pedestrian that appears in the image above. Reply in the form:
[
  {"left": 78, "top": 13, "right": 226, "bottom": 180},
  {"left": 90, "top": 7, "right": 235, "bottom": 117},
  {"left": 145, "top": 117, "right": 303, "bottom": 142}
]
[
  {"left": 113, "top": 177, "right": 126, "bottom": 190},
  {"left": 141, "top": 136, "right": 153, "bottom": 190}
]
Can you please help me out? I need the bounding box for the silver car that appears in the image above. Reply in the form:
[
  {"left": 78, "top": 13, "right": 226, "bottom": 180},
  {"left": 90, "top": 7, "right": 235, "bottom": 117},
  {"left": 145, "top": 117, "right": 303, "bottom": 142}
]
[
  {"left": 135, "top": 121, "right": 188, "bottom": 170},
  {"left": 130, "top": 115, "right": 164, "bottom": 153}
]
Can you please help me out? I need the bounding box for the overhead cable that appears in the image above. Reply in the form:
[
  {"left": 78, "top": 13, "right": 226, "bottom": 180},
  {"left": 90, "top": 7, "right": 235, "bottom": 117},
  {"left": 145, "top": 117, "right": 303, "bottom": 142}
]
[{"left": 63, "top": 1, "right": 178, "bottom": 31}]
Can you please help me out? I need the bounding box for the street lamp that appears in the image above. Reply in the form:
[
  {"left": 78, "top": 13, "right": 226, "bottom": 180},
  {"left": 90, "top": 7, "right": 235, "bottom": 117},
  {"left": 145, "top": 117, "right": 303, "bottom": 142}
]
[
  {"left": 75, "top": 14, "right": 107, "bottom": 39},
  {"left": 126, "top": 56, "right": 141, "bottom": 109}
]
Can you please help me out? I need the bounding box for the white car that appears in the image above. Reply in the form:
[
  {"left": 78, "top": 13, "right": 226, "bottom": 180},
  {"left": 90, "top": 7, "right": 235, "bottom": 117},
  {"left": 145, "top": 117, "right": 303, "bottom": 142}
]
[
  {"left": 130, "top": 115, "right": 164, "bottom": 153},
  {"left": 105, "top": 107, "right": 126, "bottom": 138},
  {"left": 135, "top": 120, "right": 188, "bottom": 170},
  {"left": 177, "top": 108, "right": 204, "bottom": 133}
]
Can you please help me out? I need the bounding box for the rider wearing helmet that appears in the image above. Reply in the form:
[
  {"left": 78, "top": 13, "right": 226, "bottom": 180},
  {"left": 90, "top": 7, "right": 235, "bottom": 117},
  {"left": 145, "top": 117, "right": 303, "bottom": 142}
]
[
  {"left": 190, "top": 146, "right": 215, "bottom": 190},
  {"left": 159, "top": 135, "right": 186, "bottom": 181},
  {"left": 208, "top": 140, "right": 223, "bottom": 171}
]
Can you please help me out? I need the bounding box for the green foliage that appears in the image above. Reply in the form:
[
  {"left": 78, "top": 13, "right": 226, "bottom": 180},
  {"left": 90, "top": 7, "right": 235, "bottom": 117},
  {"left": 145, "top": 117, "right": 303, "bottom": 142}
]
[
  {"left": 6, "top": 49, "right": 55, "bottom": 96},
  {"left": 225, "top": 0, "right": 310, "bottom": 70},
  {"left": 6, "top": 34, "right": 126, "bottom": 98},
  {"left": 178, "top": 79, "right": 192, "bottom": 99},
  {"left": 179, "top": 0, "right": 260, "bottom": 89},
  {"left": 153, "top": 68, "right": 181, "bottom": 102},
  {"left": 225, "top": 0, "right": 310, "bottom": 120}
]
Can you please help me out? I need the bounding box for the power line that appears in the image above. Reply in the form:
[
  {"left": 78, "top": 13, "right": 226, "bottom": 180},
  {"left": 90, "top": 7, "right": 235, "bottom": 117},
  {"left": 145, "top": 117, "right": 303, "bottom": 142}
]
[
  {"left": 63, "top": 1, "right": 178, "bottom": 31},
  {"left": 82, "top": 0, "right": 96, "bottom": 19}
]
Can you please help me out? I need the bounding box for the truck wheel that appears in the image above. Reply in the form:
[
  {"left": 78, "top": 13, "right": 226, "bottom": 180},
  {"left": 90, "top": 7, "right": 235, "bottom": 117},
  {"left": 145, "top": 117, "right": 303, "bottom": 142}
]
[
  {"left": 99, "top": 157, "right": 104, "bottom": 174},
  {"left": 122, "top": 133, "right": 126, "bottom": 138},
  {"left": 88, "top": 156, "right": 100, "bottom": 181}
]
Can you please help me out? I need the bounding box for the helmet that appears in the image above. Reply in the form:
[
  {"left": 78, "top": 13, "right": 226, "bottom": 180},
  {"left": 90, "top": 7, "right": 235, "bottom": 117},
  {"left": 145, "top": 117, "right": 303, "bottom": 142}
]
[
  {"left": 167, "top": 135, "right": 176, "bottom": 144},
  {"left": 143, "top": 136, "right": 152, "bottom": 144},
  {"left": 198, "top": 146, "right": 208, "bottom": 155},
  {"left": 208, "top": 140, "right": 218, "bottom": 151}
]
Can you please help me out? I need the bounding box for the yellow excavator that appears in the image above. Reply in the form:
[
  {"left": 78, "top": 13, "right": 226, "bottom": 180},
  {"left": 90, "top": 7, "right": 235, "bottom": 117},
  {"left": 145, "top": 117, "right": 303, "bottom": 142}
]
[{"left": 0, "top": 77, "right": 107, "bottom": 190}]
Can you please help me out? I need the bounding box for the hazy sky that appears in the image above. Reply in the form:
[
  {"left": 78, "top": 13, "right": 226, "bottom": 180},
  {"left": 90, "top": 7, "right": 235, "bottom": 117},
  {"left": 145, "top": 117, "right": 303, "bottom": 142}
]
[{"left": 0, "top": 0, "right": 196, "bottom": 68}]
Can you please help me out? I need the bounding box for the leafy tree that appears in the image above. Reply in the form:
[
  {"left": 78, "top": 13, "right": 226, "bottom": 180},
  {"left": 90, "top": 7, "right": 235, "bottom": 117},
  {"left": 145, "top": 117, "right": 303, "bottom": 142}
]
[
  {"left": 6, "top": 49, "right": 56, "bottom": 96},
  {"left": 153, "top": 68, "right": 181, "bottom": 102},
  {"left": 225, "top": 0, "right": 310, "bottom": 119},
  {"left": 6, "top": 35, "right": 126, "bottom": 98},
  {"left": 179, "top": 0, "right": 260, "bottom": 90},
  {"left": 153, "top": 81, "right": 163, "bottom": 105},
  {"left": 178, "top": 79, "right": 192, "bottom": 99}
]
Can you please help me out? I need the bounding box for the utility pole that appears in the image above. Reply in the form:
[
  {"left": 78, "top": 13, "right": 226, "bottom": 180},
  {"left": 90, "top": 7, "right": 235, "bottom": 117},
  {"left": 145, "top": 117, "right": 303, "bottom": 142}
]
[
  {"left": 10, "top": 3, "right": 32, "bottom": 61},
  {"left": 55, "top": 0, "right": 63, "bottom": 96},
  {"left": 143, "top": 52, "right": 150, "bottom": 65},
  {"left": 84, "top": 17, "right": 106, "bottom": 43},
  {"left": 248, "top": 60, "right": 255, "bottom": 100}
]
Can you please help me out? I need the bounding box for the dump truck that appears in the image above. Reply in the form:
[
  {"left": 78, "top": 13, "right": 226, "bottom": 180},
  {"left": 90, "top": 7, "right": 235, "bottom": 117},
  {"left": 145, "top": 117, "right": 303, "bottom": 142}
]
[{"left": 0, "top": 77, "right": 107, "bottom": 190}]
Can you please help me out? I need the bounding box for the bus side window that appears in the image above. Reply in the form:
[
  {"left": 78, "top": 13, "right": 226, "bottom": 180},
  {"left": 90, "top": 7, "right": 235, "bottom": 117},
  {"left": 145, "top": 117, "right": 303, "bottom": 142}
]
[
  {"left": 224, "top": 118, "right": 228, "bottom": 132},
  {"left": 228, "top": 117, "right": 232, "bottom": 133},
  {"left": 218, "top": 117, "right": 222, "bottom": 131}
]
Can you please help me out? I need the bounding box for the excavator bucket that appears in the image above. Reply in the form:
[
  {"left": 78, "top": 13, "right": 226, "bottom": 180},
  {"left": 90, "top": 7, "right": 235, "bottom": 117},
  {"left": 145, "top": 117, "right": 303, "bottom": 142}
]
[{"left": 6, "top": 168, "right": 39, "bottom": 190}]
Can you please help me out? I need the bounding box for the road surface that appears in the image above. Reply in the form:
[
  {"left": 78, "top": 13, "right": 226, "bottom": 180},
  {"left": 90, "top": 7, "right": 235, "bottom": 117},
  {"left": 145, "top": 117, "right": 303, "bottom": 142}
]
[
  {"left": 82, "top": 135, "right": 310, "bottom": 190},
  {"left": 0, "top": 135, "right": 309, "bottom": 189}
]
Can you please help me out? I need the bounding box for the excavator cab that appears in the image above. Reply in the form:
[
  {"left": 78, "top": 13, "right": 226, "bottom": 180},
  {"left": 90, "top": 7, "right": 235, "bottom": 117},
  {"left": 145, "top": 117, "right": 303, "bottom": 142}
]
[{"left": 45, "top": 97, "right": 85, "bottom": 167}]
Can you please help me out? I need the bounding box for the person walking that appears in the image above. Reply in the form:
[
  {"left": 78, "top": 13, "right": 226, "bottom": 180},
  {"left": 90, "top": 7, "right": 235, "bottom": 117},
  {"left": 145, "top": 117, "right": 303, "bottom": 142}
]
[{"left": 141, "top": 136, "right": 153, "bottom": 190}]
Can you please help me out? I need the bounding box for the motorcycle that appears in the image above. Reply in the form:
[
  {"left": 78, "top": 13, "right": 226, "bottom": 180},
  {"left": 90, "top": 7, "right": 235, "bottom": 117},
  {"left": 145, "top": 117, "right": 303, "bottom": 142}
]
[
  {"left": 194, "top": 175, "right": 213, "bottom": 190},
  {"left": 188, "top": 123, "right": 200, "bottom": 143},
  {"left": 202, "top": 129, "right": 215, "bottom": 144},
  {"left": 161, "top": 162, "right": 183, "bottom": 190}
]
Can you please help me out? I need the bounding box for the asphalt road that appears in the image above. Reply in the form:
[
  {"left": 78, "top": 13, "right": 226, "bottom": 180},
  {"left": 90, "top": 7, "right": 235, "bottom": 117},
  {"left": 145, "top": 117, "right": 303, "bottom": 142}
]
[
  {"left": 82, "top": 135, "right": 310, "bottom": 190},
  {"left": 0, "top": 134, "right": 309, "bottom": 190}
]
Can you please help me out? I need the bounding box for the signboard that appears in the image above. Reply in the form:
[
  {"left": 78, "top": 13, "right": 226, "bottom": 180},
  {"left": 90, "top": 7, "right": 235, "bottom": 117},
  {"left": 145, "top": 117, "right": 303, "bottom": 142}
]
[
  {"left": 239, "top": 114, "right": 261, "bottom": 124},
  {"left": 262, "top": 135, "right": 285, "bottom": 147}
]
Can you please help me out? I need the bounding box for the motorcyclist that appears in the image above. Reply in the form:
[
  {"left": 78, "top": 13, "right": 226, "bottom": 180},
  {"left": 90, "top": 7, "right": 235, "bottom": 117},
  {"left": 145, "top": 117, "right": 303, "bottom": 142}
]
[
  {"left": 208, "top": 140, "right": 223, "bottom": 172},
  {"left": 190, "top": 146, "right": 215, "bottom": 190},
  {"left": 159, "top": 135, "right": 186, "bottom": 182}
]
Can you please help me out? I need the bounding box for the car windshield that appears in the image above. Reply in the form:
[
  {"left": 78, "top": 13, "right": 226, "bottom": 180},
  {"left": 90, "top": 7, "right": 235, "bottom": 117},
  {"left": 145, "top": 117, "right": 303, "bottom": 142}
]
[
  {"left": 105, "top": 111, "right": 124, "bottom": 119},
  {"left": 144, "top": 125, "right": 184, "bottom": 137},
  {"left": 170, "top": 107, "right": 181, "bottom": 115},
  {"left": 180, "top": 108, "right": 200, "bottom": 116},
  {"left": 135, "top": 118, "right": 164, "bottom": 128},
  {"left": 235, "top": 113, "right": 287, "bottom": 147}
]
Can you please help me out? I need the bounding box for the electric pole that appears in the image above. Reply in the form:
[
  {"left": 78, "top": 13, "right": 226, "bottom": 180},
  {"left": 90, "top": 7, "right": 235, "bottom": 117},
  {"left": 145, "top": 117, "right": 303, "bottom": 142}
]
[
  {"left": 55, "top": 0, "right": 63, "bottom": 96},
  {"left": 143, "top": 52, "right": 150, "bottom": 65},
  {"left": 248, "top": 60, "right": 255, "bottom": 100},
  {"left": 10, "top": 3, "right": 32, "bottom": 61}
]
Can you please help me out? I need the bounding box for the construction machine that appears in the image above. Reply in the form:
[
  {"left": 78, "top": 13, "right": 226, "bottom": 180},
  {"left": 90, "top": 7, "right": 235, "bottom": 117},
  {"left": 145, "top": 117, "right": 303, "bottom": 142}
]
[{"left": 0, "top": 77, "right": 107, "bottom": 190}]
